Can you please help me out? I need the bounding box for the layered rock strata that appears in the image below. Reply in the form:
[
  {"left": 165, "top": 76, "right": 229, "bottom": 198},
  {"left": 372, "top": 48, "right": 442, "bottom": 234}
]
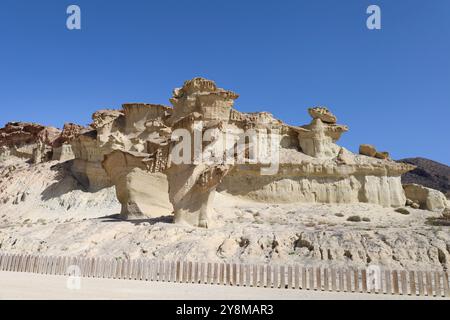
[{"left": 0, "top": 78, "right": 420, "bottom": 228}]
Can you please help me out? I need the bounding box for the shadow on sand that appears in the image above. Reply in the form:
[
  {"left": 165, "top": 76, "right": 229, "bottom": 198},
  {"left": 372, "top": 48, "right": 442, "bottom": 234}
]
[
  {"left": 96, "top": 214, "right": 174, "bottom": 225},
  {"left": 40, "top": 161, "right": 87, "bottom": 201}
]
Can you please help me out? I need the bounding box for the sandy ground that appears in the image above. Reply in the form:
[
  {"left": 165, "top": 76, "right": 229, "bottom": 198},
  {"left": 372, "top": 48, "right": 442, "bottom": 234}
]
[
  {"left": 0, "top": 271, "right": 442, "bottom": 300},
  {"left": 0, "top": 157, "right": 449, "bottom": 272}
]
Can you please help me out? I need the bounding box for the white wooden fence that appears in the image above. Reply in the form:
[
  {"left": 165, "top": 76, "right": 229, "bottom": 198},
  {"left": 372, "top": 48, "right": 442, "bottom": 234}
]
[{"left": 0, "top": 252, "right": 449, "bottom": 298}]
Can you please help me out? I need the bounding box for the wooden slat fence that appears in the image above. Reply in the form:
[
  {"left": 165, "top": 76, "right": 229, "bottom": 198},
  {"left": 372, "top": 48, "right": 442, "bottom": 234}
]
[{"left": 0, "top": 252, "right": 448, "bottom": 298}]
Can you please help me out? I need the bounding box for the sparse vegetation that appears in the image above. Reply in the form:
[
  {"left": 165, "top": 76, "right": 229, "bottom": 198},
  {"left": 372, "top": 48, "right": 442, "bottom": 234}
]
[
  {"left": 395, "top": 208, "right": 410, "bottom": 215},
  {"left": 347, "top": 215, "right": 361, "bottom": 222},
  {"left": 362, "top": 217, "right": 371, "bottom": 222},
  {"left": 294, "top": 239, "right": 314, "bottom": 251},
  {"left": 344, "top": 250, "right": 353, "bottom": 260},
  {"left": 335, "top": 213, "right": 344, "bottom": 217}
]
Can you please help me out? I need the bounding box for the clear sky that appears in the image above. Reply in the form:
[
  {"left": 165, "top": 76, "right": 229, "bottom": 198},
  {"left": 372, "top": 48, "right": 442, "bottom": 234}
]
[{"left": 1, "top": 0, "right": 449, "bottom": 164}]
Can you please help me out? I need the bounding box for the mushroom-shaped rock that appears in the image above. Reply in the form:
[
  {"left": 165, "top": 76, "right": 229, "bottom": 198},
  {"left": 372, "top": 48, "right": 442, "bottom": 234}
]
[{"left": 308, "top": 107, "right": 337, "bottom": 124}]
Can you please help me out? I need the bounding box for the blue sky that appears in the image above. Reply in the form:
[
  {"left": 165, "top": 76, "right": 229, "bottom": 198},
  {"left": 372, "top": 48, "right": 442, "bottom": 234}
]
[{"left": 0, "top": 0, "right": 449, "bottom": 164}]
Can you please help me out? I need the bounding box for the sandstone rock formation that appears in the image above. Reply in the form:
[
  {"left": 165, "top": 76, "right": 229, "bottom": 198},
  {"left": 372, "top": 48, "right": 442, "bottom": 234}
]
[
  {"left": 359, "top": 144, "right": 377, "bottom": 157},
  {"left": 399, "top": 157, "right": 450, "bottom": 197},
  {"left": 51, "top": 123, "right": 84, "bottom": 162},
  {"left": 359, "top": 144, "right": 390, "bottom": 160},
  {"left": 0, "top": 77, "right": 418, "bottom": 228},
  {"left": 296, "top": 108, "right": 348, "bottom": 159},
  {"left": 403, "top": 184, "right": 448, "bottom": 212},
  {"left": 102, "top": 150, "right": 172, "bottom": 219},
  {"left": 308, "top": 107, "right": 337, "bottom": 124},
  {"left": 0, "top": 122, "right": 61, "bottom": 162}
]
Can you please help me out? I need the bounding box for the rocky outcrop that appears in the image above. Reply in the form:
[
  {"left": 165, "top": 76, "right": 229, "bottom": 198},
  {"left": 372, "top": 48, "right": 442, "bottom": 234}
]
[
  {"left": 51, "top": 123, "right": 84, "bottom": 162},
  {"left": 403, "top": 184, "right": 448, "bottom": 212},
  {"left": 308, "top": 107, "right": 337, "bottom": 124},
  {"left": 102, "top": 150, "right": 172, "bottom": 219},
  {"left": 165, "top": 78, "right": 241, "bottom": 227},
  {"left": 399, "top": 157, "right": 450, "bottom": 197},
  {"left": 0, "top": 122, "right": 61, "bottom": 162},
  {"left": 359, "top": 143, "right": 390, "bottom": 160},
  {"left": 0, "top": 78, "right": 417, "bottom": 228},
  {"left": 359, "top": 144, "right": 377, "bottom": 157}
]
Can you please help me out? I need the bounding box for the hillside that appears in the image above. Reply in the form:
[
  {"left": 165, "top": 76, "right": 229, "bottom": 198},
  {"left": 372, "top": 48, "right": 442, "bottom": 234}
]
[{"left": 398, "top": 157, "right": 450, "bottom": 198}]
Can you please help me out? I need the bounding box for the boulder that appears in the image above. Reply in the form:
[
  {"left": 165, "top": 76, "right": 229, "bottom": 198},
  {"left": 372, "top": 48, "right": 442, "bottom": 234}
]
[
  {"left": 359, "top": 144, "right": 377, "bottom": 157},
  {"left": 1, "top": 77, "right": 417, "bottom": 229},
  {"left": 403, "top": 184, "right": 448, "bottom": 212}
]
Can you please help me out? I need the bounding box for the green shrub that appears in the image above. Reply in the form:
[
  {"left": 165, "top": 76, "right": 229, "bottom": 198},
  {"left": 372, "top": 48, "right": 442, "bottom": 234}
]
[{"left": 347, "top": 215, "right": 361, "bottom": 222}]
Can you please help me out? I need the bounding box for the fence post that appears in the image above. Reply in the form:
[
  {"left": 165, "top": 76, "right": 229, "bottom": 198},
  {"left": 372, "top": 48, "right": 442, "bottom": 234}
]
[
  {"left": 294, "top": 265, "right": 299, "bottom": 289},
  {"left": 218, "top": 263, "right": 224, "bottom": 285},
  {"left": 308, "top": 267, "right": 314, "bottom": 291},
  {"left": 239, "top": 264, "right": 245, "bottom": 287},
  {"left": 301, "top": 267, "right": 307, "bottom": 290},
  {"left": 323, "top": 268, "right": 329, "bottom": 292},
  {"left": 400, "top": 271, "right": 407, "bottom": 295},
  {"left": 443, "top": 272, "right": 449, "bottom": 298},
  {"left": 353, "top": 269, "right": 359, "bottom": 293},
  {"left": 174, "top": 261, "right": 180, "bottom": 283},
  {"left": 417, "top": 271, "right": 424, "bottom": 296},
  {"left": 392, "top": 270, "right": 400, "bottom": 295},
  {"left": 280, "top": 265, "right": 286, "bottom": 289},
  {"left": 214, "top": 263, "right": 220, "bottom": 285},
  {"left": 193, "top": 262, "right": 198, "bottom": 284},
  {"left": 186, "top": 261, "right": 192, "bottom": 283},
  {"left": 345, "top": 269, "right": 351, "bottom": 293},
  {"left": 245, "top": 264, "right": 250, "bottom": 287},
  {"left": 226, "top": 263, "right": 231, "bottom": 286},
  {"left": 273, "top": 265, "right": 279, "bottom": 289},
  {"left": 266, "top": 265, "right": 272, "bottom": 289},
  {"left": 252, "top": 265, "right": 258, "bottom": 288},
  {"left": 433, "top": 271, "right": 441, "bottom": 297},
  {"left": 361, "top": 269, "right": 368, "bottom": 293},
  {"left": 409, "top": 271, "right": 416, "bottom": 296}
]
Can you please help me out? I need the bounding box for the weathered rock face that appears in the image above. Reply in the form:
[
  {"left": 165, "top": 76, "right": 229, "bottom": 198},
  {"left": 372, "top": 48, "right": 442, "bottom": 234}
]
[
  {"left": 0, "top": 122, "right": 61, "bottom": 162},
  {"left": 102, "top": 150, "right": 172, "bottom": 219},
  {"left": 70, "top": 129, "right": 113, "bottom": 191},
  {"left": 0, "top": 77, "right": 417, "bottom": 228},
  {"left": 403, "top": 184, "right": 448, "bottom": 212},
  {"left": 359, "top": 144, "right": 377, "bottom": 157},
  {"left": 292, "top": 108, "right": 348, "bottom": 159},
  {"left": 51, "top": 123, "right": 84, "bottom": 162},
  {"left": 52, "top": 123, "right": 83, "bottom": 147},
  {"left": 164, "top": 78, "right": 240, "bottom": 227},
  {"left": 399, "top": 157, "right": 450, "bottom": 196},
  {"left": 359, "top": 144, "right": 391, "bottom": 160},
  {"left": 70, "top": 104, "right": 173, "bottom": 214},
  {"left": 219, "top": 155, "right": 411, "bottom": 208}
]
